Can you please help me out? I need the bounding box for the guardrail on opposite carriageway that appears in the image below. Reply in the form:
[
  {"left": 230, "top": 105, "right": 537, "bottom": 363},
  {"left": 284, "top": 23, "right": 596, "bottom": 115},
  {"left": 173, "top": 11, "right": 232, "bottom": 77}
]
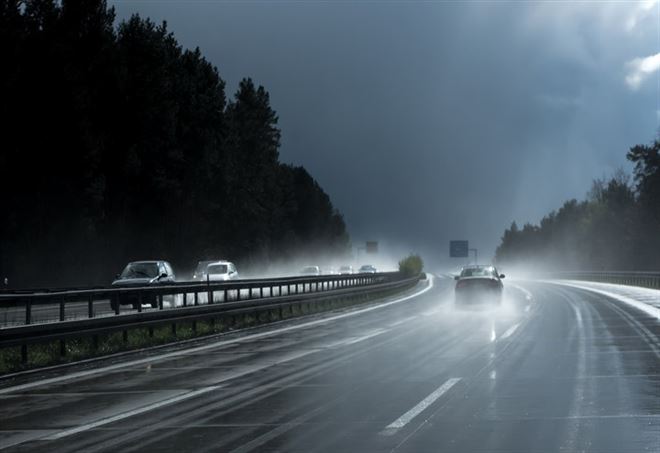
[
  {"left": 544, "top": 271, "right": 660, "bottom": 289},
  {"left": 0, "top": 272, "right": 422, "bottom": 366}
]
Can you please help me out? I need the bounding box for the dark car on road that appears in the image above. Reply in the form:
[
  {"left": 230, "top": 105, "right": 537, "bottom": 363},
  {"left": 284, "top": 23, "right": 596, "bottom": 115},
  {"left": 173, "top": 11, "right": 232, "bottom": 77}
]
[
  {"left": 454, "top": 265, "right": 505, "bottom": 305},
  {"left": 111, "top": 261, "right": 176, "bottom": 310}
]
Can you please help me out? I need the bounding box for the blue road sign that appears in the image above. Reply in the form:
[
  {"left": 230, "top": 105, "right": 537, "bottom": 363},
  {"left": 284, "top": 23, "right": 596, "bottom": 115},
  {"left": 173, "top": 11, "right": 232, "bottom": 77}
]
[{"left": 450, "top": 240, "right": 469, "bottom": 258}]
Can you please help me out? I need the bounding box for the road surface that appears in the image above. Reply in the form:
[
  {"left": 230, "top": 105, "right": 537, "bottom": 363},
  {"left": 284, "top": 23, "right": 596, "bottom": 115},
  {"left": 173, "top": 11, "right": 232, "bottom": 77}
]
[{"left": 1, "top": 276, "right": 658, "bottom": 452}]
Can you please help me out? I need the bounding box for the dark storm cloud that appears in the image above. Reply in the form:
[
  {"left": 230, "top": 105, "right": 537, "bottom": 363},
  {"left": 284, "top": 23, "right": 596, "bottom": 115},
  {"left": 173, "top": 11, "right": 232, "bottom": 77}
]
[{"left": 112, "top": 1, "right": 659, "bottom": 269}]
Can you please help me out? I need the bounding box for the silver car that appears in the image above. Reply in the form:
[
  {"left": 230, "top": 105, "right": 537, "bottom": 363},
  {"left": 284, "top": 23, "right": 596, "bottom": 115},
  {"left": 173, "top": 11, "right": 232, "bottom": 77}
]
[
  {"left": 204, "top": 261, "right": 239, "bottom": 281},
  {"left": 338, "top": 265, "right": 353, "bottom": 275},
  {"left": 300, "top": 266, "right": 321, "bottom": 276}
]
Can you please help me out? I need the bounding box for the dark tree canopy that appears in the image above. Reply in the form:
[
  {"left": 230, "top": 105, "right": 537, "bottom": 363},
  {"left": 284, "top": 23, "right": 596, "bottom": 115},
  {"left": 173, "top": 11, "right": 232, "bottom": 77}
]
[
  {"left": 495, "top": 143, "right": 660, "bottom": 271},
  {"left": 0, "top": 0, "right": 350, "bottom": 287}
]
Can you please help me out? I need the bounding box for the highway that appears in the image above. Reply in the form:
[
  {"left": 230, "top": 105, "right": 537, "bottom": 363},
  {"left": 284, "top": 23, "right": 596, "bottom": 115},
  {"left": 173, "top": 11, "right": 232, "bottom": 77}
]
[{"left": 1, "top": 275, "right": 659, "bottom": 452}]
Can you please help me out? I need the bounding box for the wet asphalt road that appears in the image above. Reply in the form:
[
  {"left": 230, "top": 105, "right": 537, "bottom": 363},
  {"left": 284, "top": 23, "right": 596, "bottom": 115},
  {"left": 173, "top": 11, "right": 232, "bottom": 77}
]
[{"left": 0, "top": 276, "right": 658, "bottom": 452}]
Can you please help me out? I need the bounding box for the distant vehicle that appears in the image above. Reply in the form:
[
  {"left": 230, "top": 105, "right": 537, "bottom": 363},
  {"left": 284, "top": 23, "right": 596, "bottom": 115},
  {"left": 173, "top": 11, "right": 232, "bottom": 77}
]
[
  {"left": 111, "top": 260, "right": 176, "bottom": 310},
  {"left": 300, "top": 266, "right": 321, "bottom": 276},
  {"left": 338, "top": 265, "right": 353, "bottom": 275},
  {"left": 454, "top": 265, "right": 504, "bottom": 305},
  {"left": 358, "top": 264, "right": 377, "bottom": 274},
  {"left": 192, "top": 260, "right": 220, "bottom": 281},
  {"left": 323, "top": 267, "right": 339, "bottom": 275},
  {"left": 205, "top": 261, "right": 239, "bottom": 281}
]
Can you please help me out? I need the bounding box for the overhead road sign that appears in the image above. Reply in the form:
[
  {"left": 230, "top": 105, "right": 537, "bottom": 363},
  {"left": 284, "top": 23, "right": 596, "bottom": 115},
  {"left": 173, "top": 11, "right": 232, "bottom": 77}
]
[{"left": 450, "top": 240, "right": 469, "bottom": 258}]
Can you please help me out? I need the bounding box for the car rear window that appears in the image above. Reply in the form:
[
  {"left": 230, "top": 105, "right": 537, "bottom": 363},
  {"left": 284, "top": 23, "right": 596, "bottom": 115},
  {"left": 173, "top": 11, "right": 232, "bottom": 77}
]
[
  {"left": 208, "top": 264, "right": 228, "bottom": 274},
  {"left": 121, "top": 263, "right": 159, "bottom": 279},
  {"left": 460, "top": 267, "right": 495, "bottom": 277}
]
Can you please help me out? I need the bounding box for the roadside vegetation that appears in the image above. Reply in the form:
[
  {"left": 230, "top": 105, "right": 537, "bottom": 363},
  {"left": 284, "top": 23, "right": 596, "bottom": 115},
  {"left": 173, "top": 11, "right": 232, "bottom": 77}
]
[
  {"left": 399, "top": 254, "right": 424, "bottom": 277},
  {"left": 495, "top": 140, "right": 660, "bottom": 270},
  {"left": 0, "top": 0, "right": 350, "bottom": 288}
]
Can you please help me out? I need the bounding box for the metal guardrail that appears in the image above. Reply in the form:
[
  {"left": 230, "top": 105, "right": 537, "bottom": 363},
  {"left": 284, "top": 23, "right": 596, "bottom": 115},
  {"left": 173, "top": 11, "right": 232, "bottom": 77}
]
[
  {"left": 0, "top": 272, "right": 420, "bottom": 365},
  {"left": 0, "top": 273, "right": 391, "bottom": 295},
  {"left": 547, "top": 271, "right": 660, "bottom": 290}
]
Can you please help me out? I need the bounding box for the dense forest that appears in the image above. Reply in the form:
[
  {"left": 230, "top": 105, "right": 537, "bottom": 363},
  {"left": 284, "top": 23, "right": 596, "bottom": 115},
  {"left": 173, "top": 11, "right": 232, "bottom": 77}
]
[
  {"left": 495, "top": 140, "right": 660, "bottom": 271},
  {"left": 0, "top": 0, "right": 350, "bottom": 287}
]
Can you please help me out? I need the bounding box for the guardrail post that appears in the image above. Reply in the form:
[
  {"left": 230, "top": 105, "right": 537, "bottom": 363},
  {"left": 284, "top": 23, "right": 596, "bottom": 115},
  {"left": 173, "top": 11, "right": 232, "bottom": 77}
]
[
  {"left": 25, "top": 298, "right": 32, "bottom": 325},
  {"left": 194, "top": 291, "right": 198, "bottom": 306},
  {"left": 137, "top": 292, "right": 142, "bottom": 313},
  {"left": 59, "top": 298, "right": 65, "bottom": 322},
  {"left": 158, "top": 294, "right": 164, "bottom": 310},
  {"left": 87, "top": 295, "right": 94, "bottom": 318}
]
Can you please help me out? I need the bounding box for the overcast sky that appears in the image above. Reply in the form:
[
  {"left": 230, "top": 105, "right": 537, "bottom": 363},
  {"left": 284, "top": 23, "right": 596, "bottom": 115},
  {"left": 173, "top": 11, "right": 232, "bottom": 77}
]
[{"left": 112, "top": 1, "right": 659, "bottom": 269}]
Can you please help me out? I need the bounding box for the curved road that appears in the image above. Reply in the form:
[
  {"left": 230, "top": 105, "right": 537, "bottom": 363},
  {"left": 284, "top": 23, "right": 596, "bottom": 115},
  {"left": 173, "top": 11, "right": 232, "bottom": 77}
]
[{"left": 1, "top": 276, "right": 658, "bottom": 452}]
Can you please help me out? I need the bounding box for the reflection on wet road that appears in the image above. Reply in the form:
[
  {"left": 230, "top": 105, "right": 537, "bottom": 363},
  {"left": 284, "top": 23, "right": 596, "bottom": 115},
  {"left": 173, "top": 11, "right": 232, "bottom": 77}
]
[{"left": 0, "top": 277, "right": 658, "bottom": 452}]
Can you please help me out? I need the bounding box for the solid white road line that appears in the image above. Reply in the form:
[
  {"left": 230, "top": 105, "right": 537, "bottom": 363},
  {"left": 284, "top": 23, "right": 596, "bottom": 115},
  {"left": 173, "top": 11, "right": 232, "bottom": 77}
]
[
  {"left": 510, "top": 284, "right": 534, "bottom": 301},
  {"left": 388, "top": 316, "right": 419, "bottom": 328},
  {"left": 44, "top": 385, "right": 222, "bottom": 440},
  {"left": 500, "top": 323, "right": 520, "bottom": 340},
  {"left": 0, "top": 276, "right": 435, "bottom": 396},
  {"left": 547, "top": 280, "right": 660, "bottom": 321},
  {"left": 382, "top": 377, "right": 461, "bottom": 434},
  {"left": 339, "top": 328, "right": 387, "bottom": 346}
]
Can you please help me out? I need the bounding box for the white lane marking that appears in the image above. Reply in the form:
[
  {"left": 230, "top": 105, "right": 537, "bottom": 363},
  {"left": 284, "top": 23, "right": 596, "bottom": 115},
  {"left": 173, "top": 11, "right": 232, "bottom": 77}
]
[
  {"left": 510, "top": 284, "right": 534, "bottom": 301},
  {"left": 500, "top": 323, "right": 520, "bottom": 340},
  {"left": 324, "top": 329, "right": 387, "bottom": 349},
  {"left": 571, "top": 301, "right": 583, "bottom": 329},
  {"left": 0, "top": 277, "right": 435, "bottom": 395},
  {"left": 422, "top": 309, "right": 442, "bottom": 317},
  {"left": 339, "top": 329, "right": 387, "bottom": 346},
  {"left": 44, "top": 385, "right": 221, "bottom": 440},
  {"left": 388, "top": 316, "right": 418, "bottom": 328},
  {"left": 543, "top": 280, "right": 660, "bottom": 321},
  {"left": 382, "top": 378, "right": 461, "bottom": 434}
]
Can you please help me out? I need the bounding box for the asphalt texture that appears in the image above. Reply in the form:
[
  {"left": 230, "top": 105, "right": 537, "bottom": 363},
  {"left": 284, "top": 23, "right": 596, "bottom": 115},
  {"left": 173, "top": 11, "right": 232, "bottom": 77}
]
[{"left": 0, "top": 276, "right": 658, "bottom": 452}]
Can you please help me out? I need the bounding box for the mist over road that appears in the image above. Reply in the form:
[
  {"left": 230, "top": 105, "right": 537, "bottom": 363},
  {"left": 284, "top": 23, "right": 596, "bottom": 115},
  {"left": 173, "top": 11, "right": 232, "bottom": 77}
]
[{"left": 1, "top": 276, "right": 658, "bottom": 452}]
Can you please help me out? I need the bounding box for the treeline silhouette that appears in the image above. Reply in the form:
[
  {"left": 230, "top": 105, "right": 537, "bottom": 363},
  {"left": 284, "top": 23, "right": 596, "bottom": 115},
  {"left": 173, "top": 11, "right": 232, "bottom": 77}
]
[
  {"left": 495, "top": 140, "right": 660, "bottom": 271},
  {"left": 0, "top": 0, "right": 349, "bottom": 287}
]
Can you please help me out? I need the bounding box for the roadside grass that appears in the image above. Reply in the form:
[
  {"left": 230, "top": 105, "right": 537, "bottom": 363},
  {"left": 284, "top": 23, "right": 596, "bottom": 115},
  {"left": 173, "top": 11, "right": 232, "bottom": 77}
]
[{"left": 0, "top": 284, "right": 415, "bottom": 375}]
